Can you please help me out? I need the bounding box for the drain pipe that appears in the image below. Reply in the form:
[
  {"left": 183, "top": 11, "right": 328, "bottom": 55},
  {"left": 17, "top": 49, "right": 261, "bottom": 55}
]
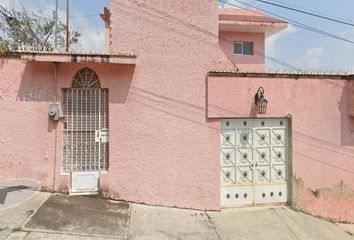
[
  {"left": 52, "top": 62, "right": 59, "bottom": 191},
  {"left": 53, "top": 63, "right": 58, "bottom": 102}
]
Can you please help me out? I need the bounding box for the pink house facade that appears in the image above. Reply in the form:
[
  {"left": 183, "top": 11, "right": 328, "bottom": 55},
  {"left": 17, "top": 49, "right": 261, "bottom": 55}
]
[{"left": 0, "top": 0, "right": 353, "bottom": 223}]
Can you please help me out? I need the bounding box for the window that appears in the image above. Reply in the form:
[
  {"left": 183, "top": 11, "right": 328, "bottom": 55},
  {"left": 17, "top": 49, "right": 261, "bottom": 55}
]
[{"left": 234, "top": 42, "right": 254, "bottom": 55}]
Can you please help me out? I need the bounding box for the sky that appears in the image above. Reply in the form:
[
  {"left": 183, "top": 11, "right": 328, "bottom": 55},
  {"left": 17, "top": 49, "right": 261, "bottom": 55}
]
[
  {"left": 0, "top": 0, "right": 354, "bottom": 71},
  {"left": 0, "top": 0, "right": 109, "bottom": 52},
  {"left": 220, "top": 0, "right": 354, "bottom": 71}
]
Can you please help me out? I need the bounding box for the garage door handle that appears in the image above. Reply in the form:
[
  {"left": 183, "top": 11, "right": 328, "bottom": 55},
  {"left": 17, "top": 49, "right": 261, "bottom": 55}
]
[{"left": 251, "top": 163, "right": 258, "bottom": 169}]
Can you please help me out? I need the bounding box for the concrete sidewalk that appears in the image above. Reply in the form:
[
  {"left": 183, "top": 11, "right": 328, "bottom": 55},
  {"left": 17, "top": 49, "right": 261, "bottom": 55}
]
[{"left": 0, "top": 192, "right": 353, "bottom": 240}]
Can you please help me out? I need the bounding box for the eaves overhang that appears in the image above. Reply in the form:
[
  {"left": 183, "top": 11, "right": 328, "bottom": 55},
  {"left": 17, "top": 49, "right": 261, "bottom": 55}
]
[
  {"left": 19, "top": 51, "right": 137, "bottom": 65},
  {"left": 219, "top": 21, "right": 287, "bottom": 38},
  {"left": 219, "top": 10, "right": 288, "bottom": 38}
]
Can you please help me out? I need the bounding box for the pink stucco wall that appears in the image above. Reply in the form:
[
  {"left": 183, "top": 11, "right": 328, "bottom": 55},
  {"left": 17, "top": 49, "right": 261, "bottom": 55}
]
[
  {"left": 0, "top": 58, "right": 135, "bottom": 193},
  {"left": 1, "top": 0, "right": 236, "bottom": 211},
  {"left": 219, "top": 31, "right": 265, "bottom": 71},
  {"left": 208, "top": 74, "right": 354, "bottom": 222},
  {"left": 0, "top": 57, "right": 227, "bottom": 211},
  {"left": 101, "top": 0, "right": 234, "bottom": 210},
  {"left": 349, "top": 81, "right": 354, "bottom": 116},
  {"left": 0, "top": 58, "right": 57, "bottom": 189},
  {"left": 1, "top": 0, "right": 354, "bottom": 223}
]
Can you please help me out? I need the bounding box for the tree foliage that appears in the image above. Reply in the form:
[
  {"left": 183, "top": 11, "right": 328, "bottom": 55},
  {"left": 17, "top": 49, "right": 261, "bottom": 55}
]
[{"left": 0, "top": 3, "right": 81, "bottom": 53}]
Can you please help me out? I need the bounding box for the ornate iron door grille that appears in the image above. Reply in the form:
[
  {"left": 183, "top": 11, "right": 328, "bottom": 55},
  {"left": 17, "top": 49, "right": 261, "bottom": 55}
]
[{"left": 62, "top": 68, "right": 109, "bottom": 172}]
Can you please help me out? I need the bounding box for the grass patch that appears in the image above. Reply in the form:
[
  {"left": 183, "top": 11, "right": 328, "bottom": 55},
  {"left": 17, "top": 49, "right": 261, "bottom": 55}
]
[
  {"left": 292, "top": 207, "right": 300, "bottom": 212},
  {"left": 11, "top": 227, "right": 23, "bottom": 233}
]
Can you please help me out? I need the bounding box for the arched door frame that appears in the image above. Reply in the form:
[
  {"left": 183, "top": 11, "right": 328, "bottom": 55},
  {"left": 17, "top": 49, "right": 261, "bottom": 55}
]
[{"left": 62, "top": 67, "right": 109, "bottom": 174}]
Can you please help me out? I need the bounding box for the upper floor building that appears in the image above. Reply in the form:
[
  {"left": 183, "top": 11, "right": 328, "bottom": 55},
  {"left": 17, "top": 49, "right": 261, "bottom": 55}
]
[
  {"left": 218, "top": 8, "right": 287, "bottom": 71},
  {"left": 101, "top": 3, "right": 288, "bottom": 72}
]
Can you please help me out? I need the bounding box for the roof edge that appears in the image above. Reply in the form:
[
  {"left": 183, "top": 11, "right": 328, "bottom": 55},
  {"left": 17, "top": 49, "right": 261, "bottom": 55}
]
[
  {"left": 18, "top": 51, "right": 136, "bottom": 57},
  {"left": 208, "top": 71, "right": 354, "bottom": 80},
  {"left": 1, "top": 51, "right": 136, "bottom": 58},
  {"left": 0, "top": 52, "right": 21, "bottom": 58},
  {"left": 17, "top": 51, "right": 137, "bottom": 65}
]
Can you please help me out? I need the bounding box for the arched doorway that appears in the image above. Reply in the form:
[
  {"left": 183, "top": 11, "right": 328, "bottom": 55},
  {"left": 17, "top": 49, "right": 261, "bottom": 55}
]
[{"left": 63, "top": 67, "right": 109, "bottom": 174}]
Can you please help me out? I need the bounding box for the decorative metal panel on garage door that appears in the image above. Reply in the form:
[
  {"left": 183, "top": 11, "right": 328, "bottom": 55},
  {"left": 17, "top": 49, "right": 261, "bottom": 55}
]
[
  {"left": 220, "top": 119, "right": 289, "bottom": 207},
  {"left": 63, "top": 68, "right": 109, "bottom": 173}
]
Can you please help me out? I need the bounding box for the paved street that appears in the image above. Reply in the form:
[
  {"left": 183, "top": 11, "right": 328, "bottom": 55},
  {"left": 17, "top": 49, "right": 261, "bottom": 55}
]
[{"left": 0, "top": 191, "right": 353, "bottom": 240}]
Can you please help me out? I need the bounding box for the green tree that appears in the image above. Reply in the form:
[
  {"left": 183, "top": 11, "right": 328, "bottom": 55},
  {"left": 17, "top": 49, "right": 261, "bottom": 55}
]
[{"left": 0, "top": 3, "right": 80, "bottom": 53}]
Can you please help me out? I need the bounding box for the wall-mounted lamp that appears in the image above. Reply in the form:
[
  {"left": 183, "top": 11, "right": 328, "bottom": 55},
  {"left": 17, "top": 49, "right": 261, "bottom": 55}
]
[{"left": 254, "top": 87, "right": 268, "bottom": 114}]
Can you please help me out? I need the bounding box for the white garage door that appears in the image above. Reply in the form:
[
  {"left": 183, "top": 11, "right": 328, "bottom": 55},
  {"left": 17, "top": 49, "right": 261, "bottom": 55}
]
[{"left": 220, "top": 119, "right": 289, "bottom": 207}]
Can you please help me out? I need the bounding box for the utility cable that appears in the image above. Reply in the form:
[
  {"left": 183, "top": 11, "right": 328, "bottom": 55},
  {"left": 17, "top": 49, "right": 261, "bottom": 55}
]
[
  {"left": 270, "top": 0, "right": 354, "bottom": 24},
  {"left": 220, "top": 0, "right": 354, "bottom": 45},
  {"left": 254, "top": 0, "right": 354, "bottom": 27}
]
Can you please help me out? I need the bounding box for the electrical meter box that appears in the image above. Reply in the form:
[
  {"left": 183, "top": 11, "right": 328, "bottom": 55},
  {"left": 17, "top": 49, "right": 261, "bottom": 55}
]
[{"left": 48, "top": 104, "right": 60, "bottom": 121}]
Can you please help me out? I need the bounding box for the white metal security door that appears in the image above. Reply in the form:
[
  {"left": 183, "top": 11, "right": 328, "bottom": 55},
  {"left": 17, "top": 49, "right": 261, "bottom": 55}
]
[
  {"left": 220, "top": 119, "right": 289, "bottom": 207},
  {"left": 63, "top": 68, "right": 109, "bottom": 173}
]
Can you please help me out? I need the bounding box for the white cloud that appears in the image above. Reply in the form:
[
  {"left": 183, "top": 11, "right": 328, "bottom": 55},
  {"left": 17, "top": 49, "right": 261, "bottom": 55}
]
[
  {"left": 50, "top": 2, "right": 105, "bottom": 53},
  {"left": 219, "top": 0, "right": 238, "bottom": 8},
  {"left": 0, "top": 0, "right": 52, "bottom": 13},
  {"left": 0, "top": 0, "right": 10, "bottom": 7},
  {"left": 70, "top": 15, "right": 105, "bottom": 53},
  {"left": 0, "top": 0, "right": 105, "bottom": 52},
  {"left": 219, "top": 0, "right": 263, "bottom": 9},
  {"left": 301, "top": 47, "right": 324, "bottom": 69},
  {"left": 219, "top": 0, "right": 254, "bottom": 8},
  {"left": 266, "top": 24, "right": 297, "bottom": 57},
  {"left": 316, "top": 29, "right": 354, "bottom": 70},
  {"left": 291, "top": 29, "right": 354, "bottom": 71}
]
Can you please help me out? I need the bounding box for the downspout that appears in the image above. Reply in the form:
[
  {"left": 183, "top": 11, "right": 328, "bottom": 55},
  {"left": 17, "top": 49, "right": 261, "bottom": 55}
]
[{"left": 52, "top": 62, "right": 59, "bottom": 191}]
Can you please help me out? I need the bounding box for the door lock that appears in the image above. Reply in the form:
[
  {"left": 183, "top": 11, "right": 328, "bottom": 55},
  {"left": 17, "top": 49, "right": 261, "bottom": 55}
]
[{"left": 251, "top": 161, "right": 259, "bottom": 169}]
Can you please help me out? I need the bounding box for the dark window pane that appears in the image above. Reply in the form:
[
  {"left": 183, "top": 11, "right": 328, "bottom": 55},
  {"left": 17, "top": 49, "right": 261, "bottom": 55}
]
[
  {"left": 234, "top": 42, "right": 243, "bottom": 54},
  {"left": 243, "top": 42, "right": 253, "bottom": 55}
]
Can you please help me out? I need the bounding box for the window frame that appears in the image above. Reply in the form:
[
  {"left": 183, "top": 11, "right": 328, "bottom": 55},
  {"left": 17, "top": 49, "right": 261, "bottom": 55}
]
[{"left": 233, "top": 41, "right": 254, "bottom": 56}]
